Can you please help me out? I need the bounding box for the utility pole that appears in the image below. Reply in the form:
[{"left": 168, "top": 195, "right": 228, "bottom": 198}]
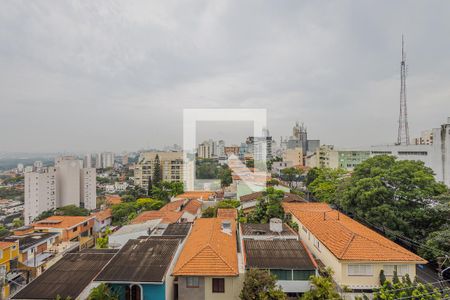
[{"left": 397, "top": 34, "right": 410, "bottom": 145}]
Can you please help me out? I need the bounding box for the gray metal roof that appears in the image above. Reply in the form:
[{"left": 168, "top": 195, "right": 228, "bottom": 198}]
[
  {"left": 12, "top": 251, "right": 115, "bottom": 300},
  {"left": 95, "top": 237, "right": 180, "bottom": 283},
  {"left": 244, "top": 239, "right": 316, "bottom": 270}
]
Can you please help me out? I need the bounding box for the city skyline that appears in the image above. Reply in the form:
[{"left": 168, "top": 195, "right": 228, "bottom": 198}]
[{"left": 1, "top": 2, "right": 450, "bottom": 153}]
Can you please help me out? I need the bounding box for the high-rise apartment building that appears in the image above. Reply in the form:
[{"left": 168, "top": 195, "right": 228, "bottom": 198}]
[
  {"left": 24, "top": 167, "right": 56, "bottom": 225},
  {"left": 101, "top": 152, "right": 115, "bottom": 169},
  {"left": 134, "top": 151, "right": 183, "bottom": 189},
  {"left": 24, "top": 157, "right": 97, "bottom": 224},
  {"left": 83, "top": 154, "right": 92, "bottom": 168}
]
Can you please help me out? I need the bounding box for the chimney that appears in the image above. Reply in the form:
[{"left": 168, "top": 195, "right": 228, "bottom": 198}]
[
  {"left": 221, "top": 220, "right": 232, "bottom": 234},
  {"left": 269, "top": 218, "right": 283, "bottom": 233}
]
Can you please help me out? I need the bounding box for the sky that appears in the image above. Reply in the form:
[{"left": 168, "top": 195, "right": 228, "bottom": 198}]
[{"left": 1, "top": 1, "right": 450, "bottom": 153}]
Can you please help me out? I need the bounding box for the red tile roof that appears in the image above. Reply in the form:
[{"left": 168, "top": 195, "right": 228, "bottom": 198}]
[
  {"left": 159, "top": 199, "right": 185, "bottom": 212},
  {"left": 91, "top": 208, "right": 112, "bottom": 221},
  {"left": 176, "top": 191, "right": 215, "bottom": 200},
  {"left": 32, "top": 216, "right": 94, "bottom": 230},
  {"left": 131, "top": 211, "right": 182, "bottom": 225},
  {"left": 217, "top": 208, "right": 238, "bottom": 219},
  {"left": 182, "top": 200, "right": 202, "bottom": 215},
  {"left": 283, "top": 203, "right": 426, "bottom": 263},
  {"left": 173, "top": 218, "right": 238, "bottom": 276}
]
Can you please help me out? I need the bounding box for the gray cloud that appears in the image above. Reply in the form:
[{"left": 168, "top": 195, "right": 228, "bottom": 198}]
[{"left": 1, "top": 1, "right": 450, "bottom": 152}]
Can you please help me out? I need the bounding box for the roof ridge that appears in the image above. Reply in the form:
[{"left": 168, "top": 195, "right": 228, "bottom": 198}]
[
  {"left": 339, "top": 233, "right": 356, "bottom": 258},
  {"left": 326, "top": 213, "right": 420, "bottom": 259}
]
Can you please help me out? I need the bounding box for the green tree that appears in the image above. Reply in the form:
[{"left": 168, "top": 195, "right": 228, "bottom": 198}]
[
  {"left": 240, "top": 269, "right": 286, "bottom": 300},
  {"left": 281, "top": 167, "right": 303, "bottom": 188},
  {"left": 55, "top": 205, "right": 90, "bottom": 216},
  {"left": 245, "top": 160, "right": 254, "bottom": 168},
  {"left": 217, "top": 199, "right": 240, "bottom": 209},
  {"left": 307, "top": 168, "right": 347, "bottom": 202},
  {"left": 373, "top": 276, "right": 449, "bottom": 300},
  {"left": 337, "top": 156, "right": 448, "bottom": 242},
  {"left": 202, "top": 206, "right": 217, "bottom": 218},
  {"left": 218, "top": 165, "right": 232, "bottom": 187},
  {"left": 169, "top": 181, "right": 184, "bottom": 196},
  {"left": 96, "top": 236, "right": 108, "bottom": 249},
  {"left": 419, "top": 226, "right": 450, "bottom": 267},
  {"left": 301, "top": 269, "right": 341, "bottom": 300},
  {"left": 147, "top": 176, "right": 153, "bottom": 196},
  {"left": 88, "top": 283, "right": 119, "bottom": 300},
  {"left": 12, "top": 218, "right": 24, "bottom": 228},
  {"left": 111, "top": 202, "right": 137, "bottom": 225},
  {"left": 0, "top": 225, "right": 9, "bottom": 238},
  {"left": 247, "top": 188, "right": 285, "bottom": 224},
  {"left": 153, "top": 154, "right": 162, "bottom": 185},
  {"left": 136, "top": 198, "right": 164, "bottom": 211},
  {"left": 121, "top": 194, "right": 135, "bottom": 203}
]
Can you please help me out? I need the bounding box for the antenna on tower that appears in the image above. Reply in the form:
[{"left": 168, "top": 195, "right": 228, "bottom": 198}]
[{"left": 397, "top": 34, "right": 410, "bottom": 145}]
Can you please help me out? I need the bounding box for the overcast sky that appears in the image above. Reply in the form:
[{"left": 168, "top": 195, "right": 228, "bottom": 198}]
[{"left": 1, "top": 1, "right": 450, "bottom": 153}]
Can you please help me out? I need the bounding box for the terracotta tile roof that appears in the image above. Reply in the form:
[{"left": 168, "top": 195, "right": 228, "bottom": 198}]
[
  {"left": 0, "top": 241, "right": 17, "bottom": 249},
  {"left": 217, "top": 208, "right": 238, "bottom": 219},
  {"left": 182, "top": 200, "right": 202, "bottom": 215},
  {"left": 131, "top": 211, "right": 182, "bottom": 225},
  {"left": 176, "top": 191, "right": 215, "bottom": 200},
  {"left": 283, "top": 203, "right": 426, "bottom": 263},
  {"left": 173, "top": 218, "right": 238, "bottom": 276},
  {"left": 160, "top": 199, "right": 185, "bottom": 212},
  {"left": 92, "top": 208, "right": 112, "bottom": 221},
  {"left": 32, "top": 216, "right": 94, "bottom": 230},
  {"left": 106, "top": 195, "right": 122, "bottom": 205}
]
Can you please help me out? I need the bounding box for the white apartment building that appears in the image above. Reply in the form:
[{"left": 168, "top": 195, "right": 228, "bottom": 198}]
[
  {"left": 101, "top": 152, "right": 115, "bottom": 169},
  {"left": 56, "top": 157, "right": 82, "bottom": 207},
  {"left": 24, "top": 157, "right": 97, "bottom": 224},
  {"left": 24, "top": 167, "right": 57, "bottom": 225},
  {"left": 134, "top": 151, "right": 183, "bottom": 189},
  {"left": 80, "top": 168, "right": 96, "bottom": 209},
  {"left": 83, "top": 154, "right": 92, "bottom": 168},
  {"left": 371, "top": 117, "right": 450, "bottom": 187}
]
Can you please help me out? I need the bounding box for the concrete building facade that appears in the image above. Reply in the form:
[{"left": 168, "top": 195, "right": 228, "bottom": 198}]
[
  {"left": 371, "top": 117, "right": 450, "bottom": 187},
  {"left": 24, "top": 167, "right": 57, "bottom": 225},
  {"left": 134, "top": 151, "right": 183, "bottom": 189},
  {"left": 24, "top": 157, "right": 96, "bottom": 225}
]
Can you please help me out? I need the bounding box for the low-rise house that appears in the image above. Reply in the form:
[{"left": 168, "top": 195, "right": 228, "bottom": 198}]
[
  {"left": 95, "top": 237, "right": 183, "bottom": 300},
  {"left": 2, "top": 226, "right": 59, "bottom": 277},
  {"left": 131, "top": 210, "right": 183, "bottom": 225},
  {"left": 239, "top": 220, "right": 317, "bottom": 297},
  {"left": 12, "top": 249, "right": 117, "bottom": 300},
  {"left": 32, "top": 216, "right": 95, "bottom": 244},
  {"left": 180, "top": 199, "right": 202, "bottom": 222},
  {"left": 283, "top": 202, "right": 427, "bottom": 295},
  {"left": 173, "top": 218, "right": 243, "bottom": 300},
  {"left": 216, "top": 208, "right": 238, "bottom": 219},
  {"left": 91, "top": 208, "right": 112, "bottom": 234},
  {"left": 108, "top": 219, "right": 161, "bottom": 248},
  {"left": 0, "top": 241, "right": 19, "bottom": 299},
  {"left": 105, "top": 194, "right": 122, "bottom": 206}
]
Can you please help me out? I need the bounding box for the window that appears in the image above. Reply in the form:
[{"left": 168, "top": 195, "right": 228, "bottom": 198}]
[
  {"left": 383, "top": 265, "right": 409, "bottom": 276},
  {"left": 72, "top": 227, "right": 77, "bottom": 232},
  {"left": 293, "top": 270, "right": 316, "bottom": 280},
  {"left": 348, "top": 264, "right": 373, "bottom": 276},
  {"left": 313, "top": 237, "right": 320, "bottom": 251},
  {"left": 186, "top": 276, "right": 199, "bottom": 288},
  {"left": 212, "top": 278, "right": 225, "bottom": 293},
  {"left": 270, "top": 269, "right": 292, "bottom": 281}
]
